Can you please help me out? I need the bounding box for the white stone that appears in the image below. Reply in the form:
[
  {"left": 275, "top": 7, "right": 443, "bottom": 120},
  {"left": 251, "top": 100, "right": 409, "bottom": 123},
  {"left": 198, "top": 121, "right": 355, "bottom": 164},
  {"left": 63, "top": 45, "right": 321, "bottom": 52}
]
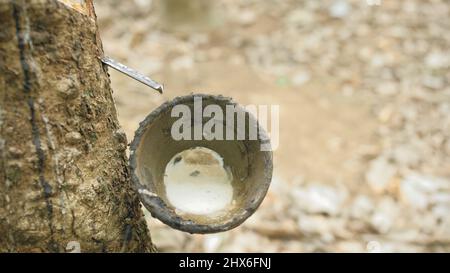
[
  {"left": 402, "top": 173, "right": 449, "bottom": 193},
  {"left": 291, "top": 70, "right": 311, "bottom": 87},
  {"left": 291, "top": 185, "right": 347, "bottom": 216},
  {"left": 391, "top": 144, "right": 421, "bottom": 167},
  {"left": 370, "top": 198, "right": 398, "bottom": 234},
  {"left": 399, "top": 179, "right": 429, "bottom": 210},
  {"left": 203, "top": 234, "right": 224, "bottom": 252},
  {"left": 365, "top": 156, "right": 396, "bottom": 193},
  {"left": 350, "top": 195, "right": 374, "bottom": 219},
  {"left": 329, "top": 1, "right": 350, "bottom": 19},
  {"left": 425, "top": 52, "right": 449, "bottom": 69}
]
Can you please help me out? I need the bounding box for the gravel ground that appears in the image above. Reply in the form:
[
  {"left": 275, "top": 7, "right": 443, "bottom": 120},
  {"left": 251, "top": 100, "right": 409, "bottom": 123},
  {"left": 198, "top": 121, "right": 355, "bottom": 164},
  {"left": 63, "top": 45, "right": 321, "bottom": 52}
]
[{"left": 95, "top": 0, "right": 450, "bottom": 252}]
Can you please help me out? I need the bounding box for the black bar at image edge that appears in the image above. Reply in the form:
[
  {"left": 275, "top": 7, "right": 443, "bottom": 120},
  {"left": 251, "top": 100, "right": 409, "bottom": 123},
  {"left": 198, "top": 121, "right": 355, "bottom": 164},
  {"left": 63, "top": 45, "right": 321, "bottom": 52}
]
[{"left": 0, "top": 253, "right": 447, "bottom": 272}]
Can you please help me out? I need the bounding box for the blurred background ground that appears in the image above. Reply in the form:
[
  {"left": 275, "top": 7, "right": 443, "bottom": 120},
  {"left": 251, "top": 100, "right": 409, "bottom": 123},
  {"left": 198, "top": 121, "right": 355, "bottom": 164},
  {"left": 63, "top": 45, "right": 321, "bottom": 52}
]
[{"left": 94, "top": 0, "right": 450, "bottom": 252}]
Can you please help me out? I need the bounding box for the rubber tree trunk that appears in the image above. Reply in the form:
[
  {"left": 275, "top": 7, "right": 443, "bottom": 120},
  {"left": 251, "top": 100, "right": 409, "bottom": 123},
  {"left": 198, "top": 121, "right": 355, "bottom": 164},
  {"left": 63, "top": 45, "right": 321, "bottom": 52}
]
[{"left": 0, "top": 0, "right": 155, "bottom": 252}]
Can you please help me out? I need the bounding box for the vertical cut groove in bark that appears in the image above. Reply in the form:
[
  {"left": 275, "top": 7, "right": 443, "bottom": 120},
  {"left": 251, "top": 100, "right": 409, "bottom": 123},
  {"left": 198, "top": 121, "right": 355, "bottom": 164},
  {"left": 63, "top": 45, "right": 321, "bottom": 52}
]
[
  {"left": 0, "top": 0, "right": 155, "bottom": 252},
  {"left": 12, "top": 1, "right": 57, "bottom": 251}
]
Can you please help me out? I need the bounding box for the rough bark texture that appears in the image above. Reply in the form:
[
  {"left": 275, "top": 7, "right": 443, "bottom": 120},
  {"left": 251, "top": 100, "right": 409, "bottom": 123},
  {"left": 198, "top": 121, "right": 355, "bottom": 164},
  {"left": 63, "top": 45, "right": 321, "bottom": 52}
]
[{"left": 0, "top": 0, "right": 155, "bottom": 252}]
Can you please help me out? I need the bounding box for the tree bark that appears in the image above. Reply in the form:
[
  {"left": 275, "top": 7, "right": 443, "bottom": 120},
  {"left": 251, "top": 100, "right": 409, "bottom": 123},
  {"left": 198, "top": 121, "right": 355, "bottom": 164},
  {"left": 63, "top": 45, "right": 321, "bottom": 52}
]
[{"left": 0, "top": 0, "right": 155, "bottom": 252}]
